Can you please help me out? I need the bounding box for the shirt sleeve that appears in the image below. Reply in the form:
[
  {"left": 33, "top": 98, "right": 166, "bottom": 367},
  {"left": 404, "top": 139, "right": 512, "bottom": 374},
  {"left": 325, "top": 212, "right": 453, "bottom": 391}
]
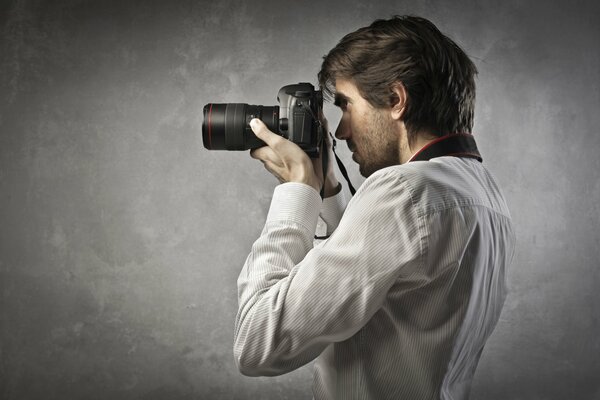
[{"left": 234, "top": 171, "right": 424, "bottom": 376}]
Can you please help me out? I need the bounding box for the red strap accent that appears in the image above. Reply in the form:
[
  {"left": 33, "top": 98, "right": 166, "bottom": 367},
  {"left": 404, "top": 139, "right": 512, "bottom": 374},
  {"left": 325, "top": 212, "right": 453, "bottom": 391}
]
[{"left": 408, "top": 133, "right": 481, "bottom": 163}]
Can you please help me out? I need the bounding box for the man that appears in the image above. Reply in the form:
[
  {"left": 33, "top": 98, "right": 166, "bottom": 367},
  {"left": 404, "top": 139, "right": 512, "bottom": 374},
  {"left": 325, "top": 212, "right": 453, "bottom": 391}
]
[{"left": 233, "top": 15, "right": 515, "bottom": 400}]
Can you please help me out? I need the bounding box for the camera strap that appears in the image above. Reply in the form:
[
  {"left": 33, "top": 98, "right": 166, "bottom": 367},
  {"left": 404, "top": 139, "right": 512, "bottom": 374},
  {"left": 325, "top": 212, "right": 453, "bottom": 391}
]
[
  {"left": 408, "top": 133, "right": 482, "bottom": 163},
  {"left": 331, "top": 137, "right": 356, "bottom": 195},
  {"left": 316, "top": 132, "right": 481, "bottom": 240},
  {"left": 326, "top": 133, "right": 481, "bottom": 198},
  {"left": 315, "top": 135, "right": 352, "bottom": 239},
  {"left": 319, "top": 133, "right": 358, "bottom": 199}
]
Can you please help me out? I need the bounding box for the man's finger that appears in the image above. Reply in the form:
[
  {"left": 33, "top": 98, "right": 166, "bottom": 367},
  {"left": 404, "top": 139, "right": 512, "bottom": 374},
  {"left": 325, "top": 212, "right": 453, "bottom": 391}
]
[
  {"left": 261, "top": 160, "right": 286, "bottom": 183},
  {"left": 250, "top": 119, "right": 283, "bottom": 148},
  {"left": 250, "top": 146, "right": 280, "bottom": 164}
]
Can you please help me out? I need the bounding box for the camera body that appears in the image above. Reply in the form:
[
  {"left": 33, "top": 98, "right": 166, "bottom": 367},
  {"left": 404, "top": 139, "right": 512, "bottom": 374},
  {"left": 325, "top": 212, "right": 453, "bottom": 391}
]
[{"left": 202, "top": 83, "right": 323, "bottom": 157}]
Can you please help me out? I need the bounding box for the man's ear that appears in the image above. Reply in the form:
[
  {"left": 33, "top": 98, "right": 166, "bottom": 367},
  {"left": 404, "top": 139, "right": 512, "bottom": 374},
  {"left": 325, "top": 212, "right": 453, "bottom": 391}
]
[{"left": 389, "top": 82, "right": 408, "bottom": 120}]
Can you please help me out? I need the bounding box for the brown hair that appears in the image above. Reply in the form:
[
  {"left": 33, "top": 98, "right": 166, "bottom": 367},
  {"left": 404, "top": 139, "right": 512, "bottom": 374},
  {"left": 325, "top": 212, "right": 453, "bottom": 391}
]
[{"left": 318, "top": 16, "right": 477, "bottom": 140}]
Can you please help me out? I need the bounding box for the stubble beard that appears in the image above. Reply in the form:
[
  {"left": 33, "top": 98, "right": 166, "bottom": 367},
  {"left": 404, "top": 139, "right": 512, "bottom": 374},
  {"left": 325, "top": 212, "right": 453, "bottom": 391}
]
[{"left": 356, "top": 110, "right": 400, "bottom": 178}]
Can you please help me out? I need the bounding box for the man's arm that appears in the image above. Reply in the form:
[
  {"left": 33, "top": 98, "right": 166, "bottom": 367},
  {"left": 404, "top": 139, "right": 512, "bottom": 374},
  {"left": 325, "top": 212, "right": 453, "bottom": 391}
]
[
  {"left": 233, "top": 169, "right": 422, "bottom": 376},
  {"left": 249, "top": 117, "right": 346, "bottom": 235}
]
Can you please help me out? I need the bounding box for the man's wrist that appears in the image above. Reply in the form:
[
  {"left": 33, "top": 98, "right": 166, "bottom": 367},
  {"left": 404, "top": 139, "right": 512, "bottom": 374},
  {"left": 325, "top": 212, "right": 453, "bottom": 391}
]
[
  {"left": 290, "top": 160, "right": 322, "bottom": 192},
  {"left": 322, "top": 176, "right": 341, "bottom": 198}
]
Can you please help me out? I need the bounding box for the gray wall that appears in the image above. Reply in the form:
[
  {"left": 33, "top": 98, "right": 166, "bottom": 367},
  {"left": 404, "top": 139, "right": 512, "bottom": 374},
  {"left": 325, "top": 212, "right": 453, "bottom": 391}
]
[{"left": 1, "top": 0, "right": 599, "bottom": 399}]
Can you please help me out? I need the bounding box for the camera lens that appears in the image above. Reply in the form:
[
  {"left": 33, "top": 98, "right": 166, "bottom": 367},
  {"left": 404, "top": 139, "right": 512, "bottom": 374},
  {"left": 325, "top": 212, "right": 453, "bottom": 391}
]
[{"left": 202, "top": 103, "right": 279, "bottom": 151}]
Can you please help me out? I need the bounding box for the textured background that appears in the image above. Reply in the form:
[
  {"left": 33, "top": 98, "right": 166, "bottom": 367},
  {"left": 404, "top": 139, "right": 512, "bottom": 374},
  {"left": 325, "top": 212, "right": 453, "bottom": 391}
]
[{"left": 1, "top": 0, "right": 599, "bottom": 399}]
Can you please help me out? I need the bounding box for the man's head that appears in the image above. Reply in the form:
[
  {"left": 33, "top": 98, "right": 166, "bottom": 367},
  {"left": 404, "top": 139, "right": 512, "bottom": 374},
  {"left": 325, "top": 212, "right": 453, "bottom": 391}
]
[{"left": 318, "top": 16, "right": 477, "bottom": 176}]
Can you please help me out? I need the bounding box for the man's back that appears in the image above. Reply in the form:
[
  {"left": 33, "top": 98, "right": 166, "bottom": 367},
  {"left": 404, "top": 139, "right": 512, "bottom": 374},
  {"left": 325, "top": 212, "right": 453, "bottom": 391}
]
[{"left": 312, "top": 157, "right": 515, "bottom": 399}]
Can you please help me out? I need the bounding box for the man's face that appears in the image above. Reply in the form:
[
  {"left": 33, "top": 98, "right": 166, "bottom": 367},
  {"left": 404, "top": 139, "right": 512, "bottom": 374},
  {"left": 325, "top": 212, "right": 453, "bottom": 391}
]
[{"left": 333, "top": 79, "right": 400, "bottom": 177}]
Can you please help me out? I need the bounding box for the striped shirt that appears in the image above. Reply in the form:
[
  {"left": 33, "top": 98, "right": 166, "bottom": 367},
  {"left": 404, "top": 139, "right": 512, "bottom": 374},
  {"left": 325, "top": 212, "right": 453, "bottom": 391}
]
[{"left": 234, "top": 156, "right": 515, "bottom": 399}]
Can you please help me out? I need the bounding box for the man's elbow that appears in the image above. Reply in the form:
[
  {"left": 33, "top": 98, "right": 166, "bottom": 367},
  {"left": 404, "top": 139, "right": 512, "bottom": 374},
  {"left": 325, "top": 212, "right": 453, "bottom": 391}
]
[
  {"left": 234, "top": 347, "right": 260, "bottom": 376},
  {"left": 233, "top": 343, "right": 285, "bottom": 377},
  {"left": 236, "top": 359, "right": 263, "bottom": 377}
]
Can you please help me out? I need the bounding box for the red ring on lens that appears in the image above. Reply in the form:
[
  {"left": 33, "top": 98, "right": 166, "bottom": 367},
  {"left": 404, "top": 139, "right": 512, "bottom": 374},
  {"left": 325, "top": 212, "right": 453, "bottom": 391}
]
[{"left": 208, "top": 103, "right": 213, "bottom": 149}]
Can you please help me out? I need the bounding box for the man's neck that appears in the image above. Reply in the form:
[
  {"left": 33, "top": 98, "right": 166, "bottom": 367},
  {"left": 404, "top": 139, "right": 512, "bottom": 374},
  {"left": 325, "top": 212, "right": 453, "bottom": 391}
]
[{"left": 399, "top": 131, "right": 438, "bottom": 164}]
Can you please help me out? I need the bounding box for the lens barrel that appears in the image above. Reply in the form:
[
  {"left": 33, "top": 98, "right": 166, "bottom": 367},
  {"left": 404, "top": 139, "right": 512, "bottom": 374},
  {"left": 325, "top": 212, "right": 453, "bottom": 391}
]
[{"left": 202, "top": 104, "right": 279, "bottom": 151}]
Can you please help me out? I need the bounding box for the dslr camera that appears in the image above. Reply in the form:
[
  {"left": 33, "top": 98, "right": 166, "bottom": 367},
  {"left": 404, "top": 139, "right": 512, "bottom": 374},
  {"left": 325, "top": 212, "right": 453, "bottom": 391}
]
[{"left": 202, "top": 83, "right": 323, "bottom": 157}]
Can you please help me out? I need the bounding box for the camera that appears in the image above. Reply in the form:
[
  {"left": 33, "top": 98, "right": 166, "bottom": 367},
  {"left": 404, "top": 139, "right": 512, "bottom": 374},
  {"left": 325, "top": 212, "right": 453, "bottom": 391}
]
[{"left": 202, "top": 83, "right": 323, "bottom": 157}]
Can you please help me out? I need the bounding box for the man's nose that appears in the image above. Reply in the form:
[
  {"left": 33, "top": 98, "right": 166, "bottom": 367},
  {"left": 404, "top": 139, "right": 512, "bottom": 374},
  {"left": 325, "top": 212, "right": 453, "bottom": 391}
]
[{"left": 335, "top": 119, "right": 350, "bottom": 140}]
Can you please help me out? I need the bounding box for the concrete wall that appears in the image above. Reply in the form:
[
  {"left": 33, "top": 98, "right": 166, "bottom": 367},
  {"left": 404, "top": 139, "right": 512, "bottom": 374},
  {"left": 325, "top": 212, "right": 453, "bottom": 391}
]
[{"left": 1, "top": 0, "right": 599, "bottom": 399}]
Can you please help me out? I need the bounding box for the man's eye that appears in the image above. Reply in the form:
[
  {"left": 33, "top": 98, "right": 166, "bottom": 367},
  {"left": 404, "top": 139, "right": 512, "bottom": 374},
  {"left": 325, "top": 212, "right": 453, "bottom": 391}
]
[{"left": 334, "top": 99, "right": 348, "bottom": 110}]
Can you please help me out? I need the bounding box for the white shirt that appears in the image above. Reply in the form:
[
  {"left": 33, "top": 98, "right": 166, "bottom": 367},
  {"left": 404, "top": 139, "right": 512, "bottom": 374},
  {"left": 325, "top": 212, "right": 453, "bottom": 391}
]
[{"left": 234, "top": 156, "right": 515, "bottom": 400}]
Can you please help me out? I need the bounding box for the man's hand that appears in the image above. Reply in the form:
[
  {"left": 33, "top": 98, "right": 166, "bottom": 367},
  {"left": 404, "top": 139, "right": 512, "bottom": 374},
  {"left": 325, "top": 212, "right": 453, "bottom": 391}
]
[{"left": 249, "top": 119, "right": 322, "bottom": 192}]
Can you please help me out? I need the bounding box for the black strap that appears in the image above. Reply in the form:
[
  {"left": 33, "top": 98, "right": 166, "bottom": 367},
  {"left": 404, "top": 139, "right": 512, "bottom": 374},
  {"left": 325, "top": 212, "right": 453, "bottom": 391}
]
[
  {"left": 315, "top": 133, "right": 355, "bottom": 240},
  {"left": 320, "top": 133, "right": 328, "bottom": 199},
  {"left": 315, "top": 133, "right": 479, "bottom": 239},
  {"left": 332, "top": 135, "right": 356, "bottom": 196},
  {"left": 319, "top": 132, "right": 356, "bottom": 198},
  {"left": 322, "top": 133, "right": 480, "bottom": 199},
  {"left": 410, "top": 133, "right": 482, "bottom": 163}
]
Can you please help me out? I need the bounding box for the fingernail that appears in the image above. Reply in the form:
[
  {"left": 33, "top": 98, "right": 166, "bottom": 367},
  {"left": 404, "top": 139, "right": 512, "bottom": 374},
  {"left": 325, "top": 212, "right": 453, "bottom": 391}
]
[{"left": 250, "top": 119, "right": 259, "bottom": 129}]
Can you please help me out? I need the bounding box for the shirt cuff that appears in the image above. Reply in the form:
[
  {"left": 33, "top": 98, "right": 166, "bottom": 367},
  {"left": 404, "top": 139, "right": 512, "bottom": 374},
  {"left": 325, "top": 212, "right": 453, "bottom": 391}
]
[
  {"left": 319, "top": 187, "right": 347, "bottom": 234},
  {"left": 266, "top": 182, "right": 322, "bottom": 234}
]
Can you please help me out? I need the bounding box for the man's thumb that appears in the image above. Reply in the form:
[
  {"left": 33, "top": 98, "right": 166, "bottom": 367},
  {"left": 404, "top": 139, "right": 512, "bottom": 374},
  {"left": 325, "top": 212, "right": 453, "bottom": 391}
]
[
  {"left": 250, "top": 118, "right": 265, "bottom": 135},
  {"left": 250, "top": 118, "right": 277, "bottom": 145}
]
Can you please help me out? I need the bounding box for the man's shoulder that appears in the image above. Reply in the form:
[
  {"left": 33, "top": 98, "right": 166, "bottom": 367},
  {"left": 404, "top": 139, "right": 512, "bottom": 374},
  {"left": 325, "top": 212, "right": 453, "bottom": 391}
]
[
  {"left": 348, "top": 164, "right": 428, "bottom": 212},
  {"left": 357, "top": 164, "right": 414, "bottom": 196},
  {"left": 361, "top": 158, "right": 508, "bottom": 215},
  {"left": 362, "top": 160, "right": 447, "bottom": 189},
  {"left": 345, "top": 165, "right": 417, "bottom": 214}
]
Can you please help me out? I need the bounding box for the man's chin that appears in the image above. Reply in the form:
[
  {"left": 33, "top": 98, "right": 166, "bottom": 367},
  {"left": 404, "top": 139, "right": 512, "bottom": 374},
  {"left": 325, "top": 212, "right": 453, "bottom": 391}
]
[
  {"left": 358, "top": 163, "right": 372, "bottom": 178},
  {"left": 353, "top": 153, "right": 374, "bottom": 177}
]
